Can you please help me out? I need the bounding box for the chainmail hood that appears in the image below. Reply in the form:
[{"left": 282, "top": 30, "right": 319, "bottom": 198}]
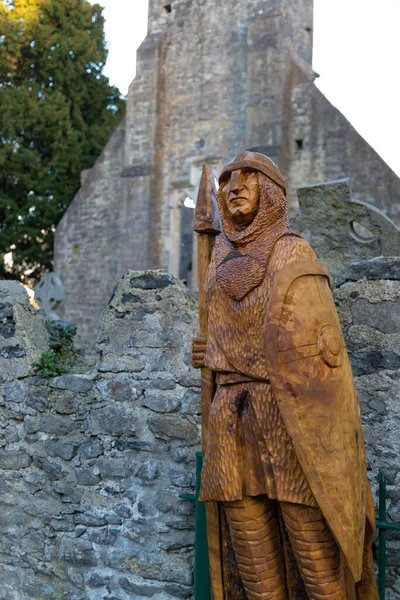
[{"left": 214, "top": 154, "right": 293, "bottom": 301}]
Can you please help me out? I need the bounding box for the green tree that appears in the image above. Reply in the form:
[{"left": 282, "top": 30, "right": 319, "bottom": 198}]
[{"left": 0, "top": 0, "right": 125, "bottom": 283}]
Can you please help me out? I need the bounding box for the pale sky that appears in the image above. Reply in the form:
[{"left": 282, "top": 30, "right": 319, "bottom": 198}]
[{"left": 92, "top": 0, "right": 400, "bottom": 178}]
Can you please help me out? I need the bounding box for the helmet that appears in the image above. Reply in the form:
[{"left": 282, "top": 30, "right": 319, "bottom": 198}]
[{"left": 219, "top": 151, "right": 286, "bottom": 193}]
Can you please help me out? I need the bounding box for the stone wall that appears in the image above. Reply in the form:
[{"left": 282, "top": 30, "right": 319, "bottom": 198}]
[
  {"left": 0, "top": 281, "right": 49, "bottom": 380},
  {"left": 335, "top": 258, "right": 400, "bottom": 599},
  {"left": 0, "top": 272, "right": 201, "bottom": 600},
  {"left": 1, "top": 262, "right": 400, "bottom": 598},
  {"left": 292, "top": 179, "right": 400, "bottom": 282}
]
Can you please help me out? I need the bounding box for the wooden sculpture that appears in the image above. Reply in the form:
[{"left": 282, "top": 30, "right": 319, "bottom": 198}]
[{"left": 192, "top": 151, "right": 378, "bottom": 600}]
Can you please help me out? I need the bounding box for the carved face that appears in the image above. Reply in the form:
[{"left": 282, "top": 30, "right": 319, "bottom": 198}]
[{"left": 220, "top": 168, "right": 260, "bottom": 226}]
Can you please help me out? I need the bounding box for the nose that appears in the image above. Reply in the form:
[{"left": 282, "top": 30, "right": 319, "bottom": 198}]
[{"left": 228, "top": 170, "right": 240, "bottom": 194}]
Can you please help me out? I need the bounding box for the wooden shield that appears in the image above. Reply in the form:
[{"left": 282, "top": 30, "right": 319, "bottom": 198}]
[{"left": 265, "top": 261, "right": 366, "bottom": 582}]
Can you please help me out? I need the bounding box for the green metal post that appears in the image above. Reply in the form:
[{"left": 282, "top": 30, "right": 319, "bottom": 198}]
[
  {"left": 180, "top": 452, "right": 211, "bottom": 600},
  {"left": 378, "top": 471, "right": 387, "bottom": 600}
]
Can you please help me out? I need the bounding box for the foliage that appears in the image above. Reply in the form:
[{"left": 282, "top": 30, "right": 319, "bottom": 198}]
[
  {"left": 58, "top": 322, "right": 76, "bottom": 346},
  {"left": 33, "top": 319, "right": 78, "bottom": 377},
  {"left": 0, "top": 0, "right": 126, "bottom": 283},
  {"left": 33, "top": 349, "right": 66, "bottom": 377},
  {"left": 46, "top": 319, "right": 76, "bottom": 348}
]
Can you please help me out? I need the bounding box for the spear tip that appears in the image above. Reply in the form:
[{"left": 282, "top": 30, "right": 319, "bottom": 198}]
[{"left": 194, "top": 164, "right": 221, "bottom": 235}]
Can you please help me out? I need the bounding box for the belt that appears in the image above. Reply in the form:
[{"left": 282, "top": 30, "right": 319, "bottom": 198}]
[{"left": 215, "top": 372, "right": 270, "bottom": 386}]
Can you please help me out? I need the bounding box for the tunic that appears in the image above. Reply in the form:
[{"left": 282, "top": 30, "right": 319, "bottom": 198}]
[{"left": 199, "top": 234, "right": 318, "bottom": 506}]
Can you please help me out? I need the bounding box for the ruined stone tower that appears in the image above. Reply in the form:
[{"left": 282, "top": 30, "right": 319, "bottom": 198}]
[{"left": 55, "top": 0, "right": 400, "bottom": 359}]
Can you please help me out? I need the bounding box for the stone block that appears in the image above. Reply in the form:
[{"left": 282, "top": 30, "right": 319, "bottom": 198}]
[
  {"left": 88, "top": 406, "right": 136, "bottom": 437},
  {"left": 26, "top": 388, "right": 48, "bottom": 412},
  {"left": 121, "top": 293, "right": 142, "bottom": 304},
  {"left": 50, "top": 517, "right": 74, "bottom": 532},
  {"left": 101, "top": 535, "right": 140, "bottom": 569},
  {"left": 4, "top": 380, "right": 27, "bottom": 403},
  {"left": 171, "top": 446, "right": 197, "bottom": 465},
  {"left": 148, "top": 378, "right": 176, "bottom": 390},
  {"left": 58, "top": 537, "right": 97, "bottom": 566},
  {"left": 180, "top": 389, "right": 201, "bottom": 415},
  {"left": 114, "top": 438, "right": 155, "bottom": 452},
  {"left": 147, "top": 414, "right": 199, "bottom": 442},
  {"left": 0, "top": 321, "right": 16, "bottom": 339},
  {"left": 130, "top": 272, "right": 176, "bottom": 290},
  {"left": 168, "top": 468, "right": 195, "bottom": 488},
  {"left": 87, "top": 573, "right": 109, "bottom": 588},
  {"left": 351, "top": 298, "right": 400, "bottom": 333},
  {"left": 0, "top": 302, "right": 13, "bottom": 320},
  {"left": 79, "top": 440, "right": 104, "bottom": 459},
  {"left": 118, "top": 577, "right": 163, "bottom": 597},
  {"left": 0, "top": 449, "right": 31, "bottom": 469},
  {"left": 0, "top": 345, "right": 26, "bottom": 359},
  {"left": 4, "top": 426, "right": 21, "bottom": 444},
  {"left": 165, "top": 582, "right": 193, "bottom": 598},
  {"left": 135, "top": 460, "right": 160, "bottom": 484},
  {"left": 38, "top": 414, "right": 79, "bottom": 436},
  {"left": 55, "top": 395, "right": 79, "bottom": 414},
  {"left": 49, "top": 375, "right": 93, "bottom": 393},
  {"left": 347, "top": 257, "right": 400, "bottom": 281},
  {"left": 74, "top": 525, "right": 87, "bottom": 537},
  {"left": 142, "top": 389, "right": 182, "bottom": 413},
  {"left": 75, "top": 467, "right": 101, "bottom": 486},
  {"left": 137, "top": 552, "right": 192, "bottom": 585},
  {"left": 97, "top": 456, "right": 132, "bottom": 479},
  {"left": 96, "top": 377, "right": 140, "bottom": 402},
  {"left": 24, "top": 416, "right": 37, "bottom": 434},
  {"left": 74, "top": 513, "right": 105, "bottom": 527},
  {"left": 86, "top": 527, "right": 119, "bottom": 546},
  {"left": 178, "top": 369, "right": 200, "bottom": 388},
  {"left": 42, "top": 459, "right": 66, "bottom": 481},
  {"left": 350, "top": 352, "right": 400, "bottom": 376},
  {"left": 51, "top": 480, "right": 84, "bottom": 503},
  {"left": 44, "top": 441, "right": 76, "bottom": 461},
  {"left": 154, "top": 488, "right": 180, "bottom": 514},
  {"left": 113, "top": 504, "right": 132, "bottom": 519}
]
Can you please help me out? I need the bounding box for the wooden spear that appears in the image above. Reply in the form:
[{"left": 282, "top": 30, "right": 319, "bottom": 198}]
[{"left": 194, "top": 165, "right": 223, "bottom": 600}]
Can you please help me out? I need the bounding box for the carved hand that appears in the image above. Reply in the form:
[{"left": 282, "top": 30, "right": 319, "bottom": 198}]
[{"left": 192, "top": 336, "right": 207, "bottom": 368}]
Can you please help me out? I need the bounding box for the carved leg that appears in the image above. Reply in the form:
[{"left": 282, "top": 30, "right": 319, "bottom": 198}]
[
  {"left": 280, "top": 502, "right": 347, "bottom": 600},
  {"left": 223, "top": 495, "right": 287, "bottom": 600},
  {"left": 355, "top": 530, "right": 378, "bottom": 600}
]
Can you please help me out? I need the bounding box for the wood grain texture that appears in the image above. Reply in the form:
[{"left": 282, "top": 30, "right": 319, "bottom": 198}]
[
  {"left": 265, "top": 261, "right": 366, "bottom": 581},
  {"left": 193, "top": 152, "right": 378, "bottom": 599},
  {"left": 194, "top": 164, "right": 221, "bottom": 236}
]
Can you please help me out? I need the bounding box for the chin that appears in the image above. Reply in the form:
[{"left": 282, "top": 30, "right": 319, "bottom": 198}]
[{"left": 231, "top": 208, "right": 249, "bottom": 218}]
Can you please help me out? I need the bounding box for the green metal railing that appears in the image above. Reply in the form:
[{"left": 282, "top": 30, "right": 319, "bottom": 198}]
[
  {"left": 183, "top": 459, "right": 397, "bottom": 600},
  {"left": 377, "top": 471, "right": 400, "bottom": 599},
  {"left": 180, "top": 452, "right": 211, "bottom": 600}
]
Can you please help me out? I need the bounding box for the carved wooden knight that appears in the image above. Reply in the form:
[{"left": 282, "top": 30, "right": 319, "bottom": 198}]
[{"left": 192, "top": 151, "right": 377, "bottom": 600}]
